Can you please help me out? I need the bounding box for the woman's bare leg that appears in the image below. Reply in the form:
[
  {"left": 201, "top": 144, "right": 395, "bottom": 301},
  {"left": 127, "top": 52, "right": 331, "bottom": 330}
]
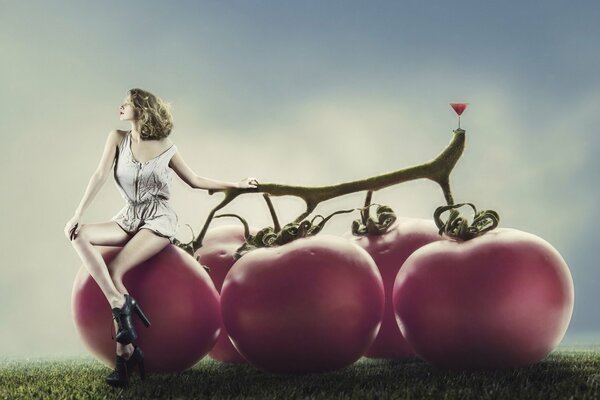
[
  {"left": 71, "top": 221, "right": 133, "bottom": 307},
  {"left": 106, "top": 227, "right": 171, "bottom": 358},
  {"left": 70, "top": 221, "right": 136, "bottom": 357}
]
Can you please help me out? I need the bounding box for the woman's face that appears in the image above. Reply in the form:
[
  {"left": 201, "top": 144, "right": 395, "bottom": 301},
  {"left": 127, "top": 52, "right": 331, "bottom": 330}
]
[{"left": 119, "top": 96, "right": 136, "bottom": 121}]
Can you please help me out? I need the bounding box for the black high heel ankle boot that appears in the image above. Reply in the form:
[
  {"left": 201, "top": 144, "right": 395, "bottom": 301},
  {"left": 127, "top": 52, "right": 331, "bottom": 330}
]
[
  {"left": 105, "top": 354, "right": 129, "bottom": 388},
  {"left": 126, "top": 345, "right": 146, "bottom": 380},
  {"left": 112, "top": 294, "right": 151, "bottom": 345}
]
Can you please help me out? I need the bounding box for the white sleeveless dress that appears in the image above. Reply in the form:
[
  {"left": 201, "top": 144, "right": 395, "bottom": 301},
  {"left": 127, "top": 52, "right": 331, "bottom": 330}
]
[{"left": 111, "top": 130, "right": 180, "bottom": 243}]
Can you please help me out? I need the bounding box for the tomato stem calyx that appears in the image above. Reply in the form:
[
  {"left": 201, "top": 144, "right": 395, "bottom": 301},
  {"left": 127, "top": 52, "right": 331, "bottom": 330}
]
[
  {"left": 433, "top": 203, "right": 500, "bottom": 240},
  {"left": 172, "top": 224, "right": 211, "bottom": 272},
  {"left": 214, "top": 209, "right": 358, "bottom": 260},
  {"left": 352, "top": 204, "right": 397, "bottom": 236}
]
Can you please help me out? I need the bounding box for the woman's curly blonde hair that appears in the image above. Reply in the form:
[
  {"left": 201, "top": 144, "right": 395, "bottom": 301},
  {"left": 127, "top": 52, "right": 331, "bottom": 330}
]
[{"left": 128, "top": 88, "right": 174, "bottom": 140}]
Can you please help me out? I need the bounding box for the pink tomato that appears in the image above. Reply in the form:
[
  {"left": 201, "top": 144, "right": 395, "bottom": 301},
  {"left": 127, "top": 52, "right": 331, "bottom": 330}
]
[
  {"left": 72, "top": 245, "right": 221, "bottom": 373},
  {"left": 220, "top": 234, "right": 385, "bottom": 373},
  {"left": 196, "top": 224, "right": 259, "bottom": 363},
  {"left": 393, "top": 227, "right": 574, "bottom": 369},
  {"left": 342, "top": 217, "right": 441, "bottom": 358}
]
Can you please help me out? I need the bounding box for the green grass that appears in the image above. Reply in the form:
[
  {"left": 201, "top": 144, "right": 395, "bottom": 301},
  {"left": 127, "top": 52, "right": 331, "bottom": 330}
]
[{"left": 2, "top": 348, "right": 600, "bottom": 399}]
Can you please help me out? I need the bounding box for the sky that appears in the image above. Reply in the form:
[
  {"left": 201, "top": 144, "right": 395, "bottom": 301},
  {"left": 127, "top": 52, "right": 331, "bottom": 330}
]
[{"left": 1, "top": 0, "right": 599, "bottom": 357}]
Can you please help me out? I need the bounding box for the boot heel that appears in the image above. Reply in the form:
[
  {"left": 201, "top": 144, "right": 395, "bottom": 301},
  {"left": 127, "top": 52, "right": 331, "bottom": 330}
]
[
  {"left": 139, "top": 356, "right": 146, "bottom": 380},
  {"left": 134, "top": 303, "right": 151, "bottom": 327},
  {"left": 125, "top": 346, "right": 146, "bottom": 381}
]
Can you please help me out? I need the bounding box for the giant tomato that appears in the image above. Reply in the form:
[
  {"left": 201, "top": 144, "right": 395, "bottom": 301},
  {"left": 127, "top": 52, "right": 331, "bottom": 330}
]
[
  {"left": 72, "top": 245, "right": 221, "bottom": 373},
  {"left": 342, "top": 217, "right": 441, "bottom": 358},
  {"left": 220, "top": 234, "right": 385, "bottom": 373},
  {"left": 392, "top": 227, "right": 574, "bottom": 369},
  {"left": 196, "top": 224, "right": 259, "bottom": 363}
]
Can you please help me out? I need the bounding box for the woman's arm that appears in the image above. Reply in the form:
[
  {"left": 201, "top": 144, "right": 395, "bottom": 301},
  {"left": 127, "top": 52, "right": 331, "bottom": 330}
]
[
  {"left": 73, "top": 130, "right": 120, "bottom": 216},
  {"left": 169, "top": 149, "right": 238, "bottom": 190}
]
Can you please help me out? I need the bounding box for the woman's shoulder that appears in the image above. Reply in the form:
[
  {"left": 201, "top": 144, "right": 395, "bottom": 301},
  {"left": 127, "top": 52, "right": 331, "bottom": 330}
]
[
  {"left": 157, "top": 135, "right": 174, "bottom": 148},
  {"left": 115, "top": 129, "right": 129, "bottom": 138},
  {"left": 110, "top": 130, "right": 129, "bottom": 148}
]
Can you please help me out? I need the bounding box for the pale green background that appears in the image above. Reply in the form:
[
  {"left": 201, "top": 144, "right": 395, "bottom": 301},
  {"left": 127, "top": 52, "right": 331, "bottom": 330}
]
[{"left": 1, "top": 0, "right": 598, "bottom": 357}]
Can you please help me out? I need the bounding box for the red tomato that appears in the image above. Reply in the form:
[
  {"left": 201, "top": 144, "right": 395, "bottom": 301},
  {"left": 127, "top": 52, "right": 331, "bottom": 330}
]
[
  {"left": 195, "top": 224, "right": 259, "bottom": 363},
  {"left": 342, "top": 217, "right": 441, "bottom": 358},
  {"left": 72, "top": 245, "right": 221, "bottom": 373},
  {"left": 220, "top": 234, "right": 385, "bottom": 373},
  {"left": 392, "top": 227, "right": 574, "bottom": 369}
]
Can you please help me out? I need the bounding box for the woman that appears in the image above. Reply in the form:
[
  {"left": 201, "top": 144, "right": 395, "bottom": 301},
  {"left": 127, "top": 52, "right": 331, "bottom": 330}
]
[{"left": 63, "top": 88, "right": 259, "bottom": 387}]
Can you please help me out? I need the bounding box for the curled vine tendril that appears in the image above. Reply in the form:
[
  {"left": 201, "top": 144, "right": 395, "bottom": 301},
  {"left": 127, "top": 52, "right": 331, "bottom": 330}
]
[
  {"left": 172, "top": 224, "right": 196, "bottom": 255},
  {"left": 214, "top": 208, "right": 358, "bottom": 260},
  {"left": 172, "top": 224, "right": 210, "bottom": 272},
  {"left": 351, "top": 203, "right": 397, "bottom": 236},
  {"left": 433, "top": 202, "right": 500, "bottom": 241}
]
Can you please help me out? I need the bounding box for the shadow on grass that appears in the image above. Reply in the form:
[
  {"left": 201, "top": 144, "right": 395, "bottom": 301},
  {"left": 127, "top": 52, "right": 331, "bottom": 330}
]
[
  {"left": 121, "top": 351, "right": 600, "bottom": 399},
  {"left": 2, "top": 350, "right": 600, "bottom": 399}
]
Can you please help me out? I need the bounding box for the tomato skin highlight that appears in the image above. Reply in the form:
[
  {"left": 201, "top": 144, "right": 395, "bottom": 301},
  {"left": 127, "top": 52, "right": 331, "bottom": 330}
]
[
  {"left": 343, "top": 217, "right": 441, "bottom": 358},
  {"left": 392, "top": 227, "right": 574, "bottom": 369},
  {"left": 197, "top": 225, "right": 260, "bottom": 363},
  {"left": 220, "top": 234, "right": 385, "bottom": 373}
]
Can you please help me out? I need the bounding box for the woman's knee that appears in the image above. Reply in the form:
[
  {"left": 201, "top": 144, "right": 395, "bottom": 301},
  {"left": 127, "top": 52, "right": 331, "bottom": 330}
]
[
  {"left": 71, "top": 221, "right": 131, "bottom": 247},
  {"left": 71, "top": 223, "right": 91, "bottom": 245}
]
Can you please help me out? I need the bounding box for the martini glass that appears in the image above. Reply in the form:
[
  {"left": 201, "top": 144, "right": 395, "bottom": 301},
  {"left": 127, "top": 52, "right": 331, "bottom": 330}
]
[{"left": 450, "top": 103, "right": 469, "bottom": 129}]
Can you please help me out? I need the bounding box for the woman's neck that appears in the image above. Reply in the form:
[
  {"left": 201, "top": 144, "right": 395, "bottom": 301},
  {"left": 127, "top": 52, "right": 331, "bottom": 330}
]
[{"left": 129, "top": 122, "right": 143, "bottom": 143}]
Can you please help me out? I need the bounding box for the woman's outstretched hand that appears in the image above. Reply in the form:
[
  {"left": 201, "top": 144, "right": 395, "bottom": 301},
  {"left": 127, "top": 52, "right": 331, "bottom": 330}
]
[{"left": 237, "top": 177, "right": 260, "bottom": 189}]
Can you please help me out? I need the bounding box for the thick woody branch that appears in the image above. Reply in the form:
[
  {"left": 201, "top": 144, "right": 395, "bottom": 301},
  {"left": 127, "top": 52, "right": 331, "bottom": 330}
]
[{"left": 192, "top": 129, "right": 466, "bottom": 250}]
